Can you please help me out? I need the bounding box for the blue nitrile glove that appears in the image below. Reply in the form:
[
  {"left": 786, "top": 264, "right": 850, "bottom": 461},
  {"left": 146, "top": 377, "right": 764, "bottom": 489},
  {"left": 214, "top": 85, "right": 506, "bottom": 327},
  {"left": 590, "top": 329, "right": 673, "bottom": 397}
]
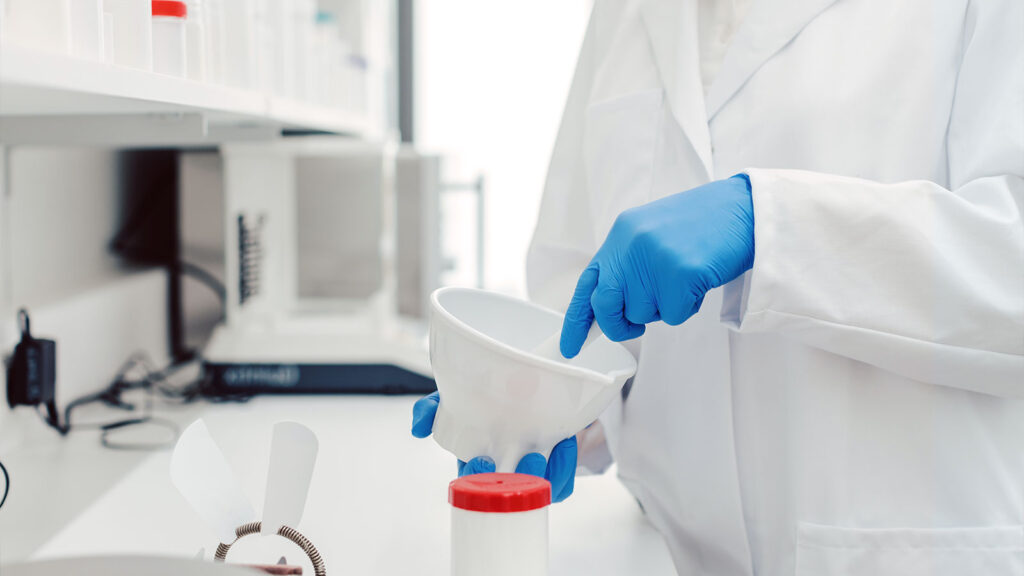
[
  {"left": 411, "top": 391, "right": 577, "bottom": 503},
  {"left": 561, "top": 175, "right": 755, "bottom": 357}
]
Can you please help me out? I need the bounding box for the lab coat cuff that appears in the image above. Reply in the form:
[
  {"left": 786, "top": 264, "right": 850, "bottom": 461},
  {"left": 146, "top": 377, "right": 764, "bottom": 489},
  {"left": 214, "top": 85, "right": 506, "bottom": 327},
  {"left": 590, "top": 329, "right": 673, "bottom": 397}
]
[{"left": 720, "top": 168, "right": 775, "bottom": 331}]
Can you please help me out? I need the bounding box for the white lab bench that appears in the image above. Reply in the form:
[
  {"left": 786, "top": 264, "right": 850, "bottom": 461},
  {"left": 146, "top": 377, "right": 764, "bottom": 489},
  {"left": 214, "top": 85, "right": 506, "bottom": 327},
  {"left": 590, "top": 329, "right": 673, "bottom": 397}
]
[{"left": 0, "top": 396, "right": 675, "bottom": 575}]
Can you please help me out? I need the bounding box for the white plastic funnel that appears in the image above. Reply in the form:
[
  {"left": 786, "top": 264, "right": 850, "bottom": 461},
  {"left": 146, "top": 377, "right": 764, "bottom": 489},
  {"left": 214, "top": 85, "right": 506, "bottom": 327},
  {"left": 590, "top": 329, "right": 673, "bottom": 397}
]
[{"left": 429, "top": 287, "right": 637, "bottom": 472}]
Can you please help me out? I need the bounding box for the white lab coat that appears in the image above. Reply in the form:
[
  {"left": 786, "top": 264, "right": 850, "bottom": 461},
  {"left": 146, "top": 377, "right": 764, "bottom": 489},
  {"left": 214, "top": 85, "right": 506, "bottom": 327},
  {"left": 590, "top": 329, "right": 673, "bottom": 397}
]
[{"left": 526, "top": 1, "right": 1024, "bottom": 575}]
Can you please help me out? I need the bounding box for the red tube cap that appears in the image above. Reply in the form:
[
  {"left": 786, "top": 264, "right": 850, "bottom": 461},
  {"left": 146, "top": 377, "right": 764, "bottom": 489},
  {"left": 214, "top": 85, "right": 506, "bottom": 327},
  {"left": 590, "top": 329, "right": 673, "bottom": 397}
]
[
  {"left": 449, "top": 473, "right": 551, "bottom": 513},
  {"left": 152, "top": 1, "right": 187, "bottom": 18}
]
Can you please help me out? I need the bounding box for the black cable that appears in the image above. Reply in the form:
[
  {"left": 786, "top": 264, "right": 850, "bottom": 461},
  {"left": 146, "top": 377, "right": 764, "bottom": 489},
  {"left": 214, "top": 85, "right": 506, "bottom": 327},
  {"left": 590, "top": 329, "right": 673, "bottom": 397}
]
[
  {"left": 35, "top": 351, "right": 252, "bottom": 448},
  {"left": 0, "top": 459, "right": 9, "bottom": 511},
  {"left": 179, "top": 261, "right": 227, "bottom": 304},
  {"left": 39, "top": 353, "right": 189, "bottom": 448},
  {"left": 100, "top": 417, "right": 180, "bottom": 451}
]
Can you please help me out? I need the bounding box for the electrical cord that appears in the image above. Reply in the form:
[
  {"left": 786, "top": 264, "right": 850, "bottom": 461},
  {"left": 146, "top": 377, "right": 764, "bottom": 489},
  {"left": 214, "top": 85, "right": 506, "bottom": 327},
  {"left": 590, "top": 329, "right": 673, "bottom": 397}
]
[
  {"left": 179, "top": 261, "right": 227, "bottom": 305},
  {"left": 0, "top": 459, "right": 9, "bottom": 511},
  {"left": 35, "top": 352, "right": 250, "bottom": 450}
]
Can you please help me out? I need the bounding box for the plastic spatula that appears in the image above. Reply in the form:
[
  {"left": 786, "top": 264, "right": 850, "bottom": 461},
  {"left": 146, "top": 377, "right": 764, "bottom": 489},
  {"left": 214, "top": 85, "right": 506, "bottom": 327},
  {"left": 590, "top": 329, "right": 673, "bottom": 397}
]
[
  {"left": 171, "top": 419, "right": 258, "bottom": 544},
  {"left": 261, "top": 422, "right": 319, "bottom": 535},
  {"left": 532, "top": 323, "right": 603, "bottom": 362}
]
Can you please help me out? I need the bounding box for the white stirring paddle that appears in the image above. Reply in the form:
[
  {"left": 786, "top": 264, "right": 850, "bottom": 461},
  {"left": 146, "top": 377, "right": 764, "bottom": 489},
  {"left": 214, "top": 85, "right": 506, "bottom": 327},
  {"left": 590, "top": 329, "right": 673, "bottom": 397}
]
[
  {"left": 261, "top": 422, "right": 319, "bottom": 535},
  {"left": 170, "top": 419, "right": 258, "bottom": 544}
]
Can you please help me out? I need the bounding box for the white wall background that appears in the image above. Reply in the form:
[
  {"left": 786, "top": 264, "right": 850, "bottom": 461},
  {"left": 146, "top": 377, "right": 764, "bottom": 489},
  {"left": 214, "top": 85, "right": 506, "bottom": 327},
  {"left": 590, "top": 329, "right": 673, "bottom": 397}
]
[{"left": 415, "top": 1, "right": 591, "bottom": 296}]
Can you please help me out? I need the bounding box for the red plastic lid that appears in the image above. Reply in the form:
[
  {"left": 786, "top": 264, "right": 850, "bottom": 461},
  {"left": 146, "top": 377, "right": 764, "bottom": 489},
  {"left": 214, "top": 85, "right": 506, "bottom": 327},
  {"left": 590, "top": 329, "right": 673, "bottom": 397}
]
[
  {"left": 449, "top": 473, "right": 551, "bottom": 513},
  {"left": 152, "top": 1, "right": 187, "bottom": 18}
]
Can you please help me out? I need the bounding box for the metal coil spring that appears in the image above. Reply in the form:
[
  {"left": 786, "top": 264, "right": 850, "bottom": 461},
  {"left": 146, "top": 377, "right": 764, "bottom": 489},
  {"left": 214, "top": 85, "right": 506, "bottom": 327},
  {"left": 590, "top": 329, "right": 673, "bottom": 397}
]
[{"left": 214, "top": 521, "right": 326, "bottom": 576}]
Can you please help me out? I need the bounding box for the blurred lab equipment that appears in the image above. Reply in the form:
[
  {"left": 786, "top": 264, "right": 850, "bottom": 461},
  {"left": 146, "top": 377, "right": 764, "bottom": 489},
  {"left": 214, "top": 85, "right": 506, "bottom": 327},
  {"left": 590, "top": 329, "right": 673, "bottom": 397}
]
[
  {"left": 6, "top": 304, "right": 187, "bottom": 448},
  {"left": 449, "top": 473, "right": 551, "bottom": 576},
  {"left": 5, "top": 310, "right": 57, "bottom": 422},
  {"left": 171, "top": 419, "right": 325, "bottom": 575},
  {"left": 151, "top": 0, "right": 187, "bottom": 77},
  {"left": 425, "top": 287, "right": 636, "bottom": 473},
  {"left": 190, "top": 138, "right": 457, "bottom": 395}
]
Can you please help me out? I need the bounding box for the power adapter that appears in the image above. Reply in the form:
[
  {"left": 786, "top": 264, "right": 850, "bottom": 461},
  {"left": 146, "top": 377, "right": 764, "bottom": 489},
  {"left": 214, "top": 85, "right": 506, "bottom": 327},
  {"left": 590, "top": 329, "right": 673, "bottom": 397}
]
[{"left": 6, "top": 309, "right": 60, "bottom": 429}]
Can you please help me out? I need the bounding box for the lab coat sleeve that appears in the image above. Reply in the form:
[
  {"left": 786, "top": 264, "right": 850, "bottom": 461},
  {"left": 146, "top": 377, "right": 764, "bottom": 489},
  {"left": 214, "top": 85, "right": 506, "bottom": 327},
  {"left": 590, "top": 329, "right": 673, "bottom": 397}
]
[
  {"left": 722, "top": 0, "right": 1024, "bottom": 397},
  {"left": 527, "top": 1, "right": 624, "bottom": 473}
]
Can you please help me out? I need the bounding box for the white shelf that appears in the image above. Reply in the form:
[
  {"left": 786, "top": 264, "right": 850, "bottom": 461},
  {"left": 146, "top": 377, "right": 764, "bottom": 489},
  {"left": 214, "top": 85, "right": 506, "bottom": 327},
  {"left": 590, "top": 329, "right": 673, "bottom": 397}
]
[
  {"left": 267, "top": 95, "right": 370, "bottom": 135},
  {"left": 0, "top": 43, "right": 372, "bottom": 144}
]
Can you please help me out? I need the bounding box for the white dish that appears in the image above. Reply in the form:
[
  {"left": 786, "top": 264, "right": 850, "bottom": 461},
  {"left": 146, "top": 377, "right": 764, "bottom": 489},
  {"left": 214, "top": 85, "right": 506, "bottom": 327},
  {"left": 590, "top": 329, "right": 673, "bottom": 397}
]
[{"left": 429, "top": 287, "right": 637, "bottom": 472}]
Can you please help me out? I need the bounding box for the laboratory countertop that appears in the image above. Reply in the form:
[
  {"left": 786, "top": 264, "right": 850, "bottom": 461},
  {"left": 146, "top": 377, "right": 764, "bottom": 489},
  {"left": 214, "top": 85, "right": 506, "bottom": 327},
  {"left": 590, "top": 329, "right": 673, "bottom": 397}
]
[{"left": 0, "top": 395, "right": 676, "bottom": 575}]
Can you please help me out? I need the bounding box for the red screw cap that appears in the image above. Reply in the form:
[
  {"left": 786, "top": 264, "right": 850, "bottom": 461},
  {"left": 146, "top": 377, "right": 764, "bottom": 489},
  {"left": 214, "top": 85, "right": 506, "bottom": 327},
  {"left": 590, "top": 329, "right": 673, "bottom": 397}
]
[
  {"left": 449, "top": 473, "right": 551, "bottom": 513},
  {"left": 152, "top": 1, "right": 187, "bottom": 18}
]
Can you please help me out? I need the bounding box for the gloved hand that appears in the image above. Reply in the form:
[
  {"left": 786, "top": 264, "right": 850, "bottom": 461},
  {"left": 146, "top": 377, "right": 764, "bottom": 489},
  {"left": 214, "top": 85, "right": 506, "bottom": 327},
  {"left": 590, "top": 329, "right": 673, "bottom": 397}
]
[
  {"left": 561, "top": 175, "right": 755, "bottom": 357},
  {"left": 411, "top": 391, "right": 578, "bottom": 503}
]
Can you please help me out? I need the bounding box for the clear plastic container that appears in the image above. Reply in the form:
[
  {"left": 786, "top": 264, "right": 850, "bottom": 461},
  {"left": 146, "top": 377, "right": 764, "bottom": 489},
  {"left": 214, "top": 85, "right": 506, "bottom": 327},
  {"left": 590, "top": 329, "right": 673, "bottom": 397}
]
[
  {"left": 5, "top": 0, "right": 72, "bottom": 54},
  {"left": 104, "top": 0, "right": 153, "bottom": 70},
  {"left": 290, "top": 0, "right": 316, "bottom": 101},
  {"left": 184, "top": 0, "right": 206, "bottom": 81},
  {"left": 70, "top": 0, "right": 104, "bottom": 61},
  {"left": 202, "top": 0, "right": 224, "bottom": 84},
  {"left": 220, "top": 0, "right": 256, "bottom": 89},
  {"left": 449, "top": 473, "right": 550, "bottom": 576},
  {"left": 311, "top": 11, "right": 340, "bottom": 106},
  {"left": 151, "top": 0, "right": 187, "bottom": 77},
  {"left": 254, "top": 0, "right": 279, "bottom": 95}
]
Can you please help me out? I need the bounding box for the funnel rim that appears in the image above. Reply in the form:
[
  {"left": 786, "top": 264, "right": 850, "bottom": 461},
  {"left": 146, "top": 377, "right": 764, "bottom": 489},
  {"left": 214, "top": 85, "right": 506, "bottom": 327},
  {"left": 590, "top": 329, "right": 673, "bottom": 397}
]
[{"left": 430, "top": 287, "right": 637, "bottom": 384}]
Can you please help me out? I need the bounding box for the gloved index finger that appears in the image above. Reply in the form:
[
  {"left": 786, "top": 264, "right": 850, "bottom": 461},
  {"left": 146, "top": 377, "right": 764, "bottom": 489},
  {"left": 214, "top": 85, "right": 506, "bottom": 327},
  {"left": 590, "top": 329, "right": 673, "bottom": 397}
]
[
  {"left": 560, "top": 265, "right": 600, "bottom": 358},
  {"left": 411, "top": 391, "right": 440, "bottom": 438},
  {"left": 547, "top": 436, "right": 578, "bottom": 503}
]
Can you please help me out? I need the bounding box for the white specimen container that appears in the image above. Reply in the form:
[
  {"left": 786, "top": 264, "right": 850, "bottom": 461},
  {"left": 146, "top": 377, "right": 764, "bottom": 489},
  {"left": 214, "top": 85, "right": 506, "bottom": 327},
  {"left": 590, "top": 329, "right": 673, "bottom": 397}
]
[
  {"left": 70, "top": 0, "right": 104, "bottom": 60},
  {"left": 202, "top": 0, "right": 224, "bottom": 84},
  {"left": 4, "top": 0, "right": 72, "bottom": 54},
  {"left": 105, "top": 0, "right": 153, "bottom": 70},
  {"left": 311, "top": 12, "right": 340, "bottom": 106},
  {"left": 450, "top": 473, "right": 550, "bottom": 576},
  {"left": 254, "top": 0, "right": 279, "bottom": 95},
  {"left": 290, "top": 0, "right": 316, "bottom": 101},
  {"left": 220, "top": 0, "right": 256, "bottom": 89},
  {"left": 152, "top": 0, "right": 187, "bottom": 77},
  {"left": 184, "top": 0, "right": 206, "bottom": 81}
]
